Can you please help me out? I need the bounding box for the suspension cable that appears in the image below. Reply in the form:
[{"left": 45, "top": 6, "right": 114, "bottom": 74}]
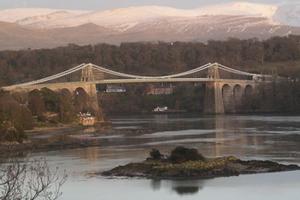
[{"left": 4, "top": 62, "right": 269, "bottom": 88}]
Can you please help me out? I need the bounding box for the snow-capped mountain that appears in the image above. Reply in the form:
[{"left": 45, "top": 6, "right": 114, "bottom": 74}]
[
  {"left": 0, "top": 2, "right": 281, "bottom": 30},
  {"left": 0, "top": 2, "right": 300, "bottom": 50},
  {"left": 16, "top": 10, "right": 87, "bottom": 26},
  {"left": 273, "top": 3, "right": 300, "bottom": 27},
  {"left": 0, "top": 8, "right": 59, "bottom": 22},
  {"left": 196, "top": 2, "right": 277, "bottom": 19}
]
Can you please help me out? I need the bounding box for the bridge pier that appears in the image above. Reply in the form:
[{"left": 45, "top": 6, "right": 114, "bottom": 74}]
[
  {"left": 203, "top": 81, "right": 225, "bottom": 114},
  {"left": 203, "top": 64, "right": 225, "bottom": 114},
  {"left": 222, "top": 84, "right": 235, "bottom": 113},
  {"left": 70, "top": 84, "right": 105, "bottom": 121},
  {"left": 83, "top": 83, "right": 104, "bottom": 122},
  {"left": 80, "top": 65, "right": 104, "bottom": 121}
]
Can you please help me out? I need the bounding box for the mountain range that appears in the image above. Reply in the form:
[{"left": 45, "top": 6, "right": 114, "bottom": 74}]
[{"left": 1, "top": 2, "right": 300, "bottom": 50}]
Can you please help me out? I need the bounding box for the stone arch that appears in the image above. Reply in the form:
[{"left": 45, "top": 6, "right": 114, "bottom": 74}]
[
  {"left": 73, "top": 85, "right": 102, "bottom": 120},
  {"left": 233, "top": 85, "right": 242, "bottom": 98},
  {"left": 74, "top": 87, "right": 88, "bottom": 96},
  {"left": 242, "top": 85, "right": 255, "bottom": 111},
  {"left": 74, "top": 87, "right": 92, "bottom": 114},
  {"left": 39, "top": 87, "right": 60, "bottom": 113},
  {"left": 222, "top": 84, "right": 231, "bottom": 91},
  {"left": 59, "top": 88, "right": 73, "bottom": 105},
  {"left": 29, "top": 88, "right": 41, "bottom": 94},
  {"left": 57, "top": 88, "right": 76, "bottom": 122},
  {"left": 11, "top": 91, "right": 29, "bottom": 105},
  {"left": 59, "top": 88, "right": 72, "bottom": 96},
  {"left": 244, "top": 85, "right": 253, "bottom": 97},
  {"left": 28, "top": 89, "right": 45, "bottom": 116},
  {"left": 222, "top": 84, "right": 233, "bottom": 113},
  {"left": 233, "top": 84, "right": 243, "bottom": 111}
]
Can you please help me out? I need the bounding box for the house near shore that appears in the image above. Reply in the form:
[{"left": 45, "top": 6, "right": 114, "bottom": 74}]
[
  {"left": 146, "top": 85, "right": 174, "bottom": 95},
  {"left": 105, "top": 85, "right": 126, "bottom": 93},
  {"left": 78, "top": 112, "right": 96, "bottom": 126}
]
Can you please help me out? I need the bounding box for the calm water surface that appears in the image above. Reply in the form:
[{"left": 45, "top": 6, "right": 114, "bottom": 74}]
[{"left": 25, "top": 114, "right": 300, "bottom": 199}]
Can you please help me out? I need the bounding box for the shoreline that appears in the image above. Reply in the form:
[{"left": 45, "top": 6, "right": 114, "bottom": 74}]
[
  {"left": 0, "top": 124, "right": 97, "bottom": 156},
  {"left": 2, "top": 112, "right": 300, "bottom": 159},
  {"left": 0, "top": 121, "right": 144, "bottom": 157},
  {"left": 101, "top": 147, "right": 300, "bottom": 180}
]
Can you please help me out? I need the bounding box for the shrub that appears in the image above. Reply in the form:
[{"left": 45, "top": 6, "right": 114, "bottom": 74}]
[
  {"left": 0, "top": 121, "right": 27, "bottom": 143},
  {"left": 169, "top": 146, "right": 205, "bottom": 163},
  {"left": 149, "top": 149, "right": 163, "bottom": 160},
  {"left": 0, "top": 91, "right": 32, "bottom": 143}
]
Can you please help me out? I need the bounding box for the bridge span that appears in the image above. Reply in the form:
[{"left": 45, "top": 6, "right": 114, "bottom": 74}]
[{"left": 1, "top": 62, "right": 272, "bottom": 114}]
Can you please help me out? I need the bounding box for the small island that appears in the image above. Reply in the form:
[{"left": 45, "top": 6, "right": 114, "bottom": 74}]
[{"left": 102, "top": 147, "right": 300, "bottom": 179}]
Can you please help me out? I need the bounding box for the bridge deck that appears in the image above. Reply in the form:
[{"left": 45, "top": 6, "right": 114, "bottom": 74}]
[{"left": 2, "top": 78, "right": 257, "bottom": 92}]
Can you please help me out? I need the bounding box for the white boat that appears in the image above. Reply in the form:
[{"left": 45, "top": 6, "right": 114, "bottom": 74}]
[{"left": 153, "top": 106, "right": 168, "bottom": 112}]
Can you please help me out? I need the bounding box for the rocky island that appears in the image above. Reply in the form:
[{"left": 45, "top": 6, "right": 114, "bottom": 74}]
[{"left": 102, "top": 147, "right": 300, "bottom": 179}]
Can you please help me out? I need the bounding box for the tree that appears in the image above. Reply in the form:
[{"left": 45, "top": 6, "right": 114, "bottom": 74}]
[
  {"left": 40, "top": 88, "right": 60, "bottom": 113},
  {"left": 149, "top": 149, "right": 163, "bottom": 160},
  {"left": 0, "top": 91, "right": 33, "bottom": 142},
  {"left": 169, "top": 146, "right": 205, "bottom": 163},
  {"left": 58, "top": 90, "right": 76, "bottom": 123},
  {"left": 0, "top": 158, "right": 67, "bottom": 200},
  {"left": 28, "top": 90, "right": 45, "bottom": 117}
]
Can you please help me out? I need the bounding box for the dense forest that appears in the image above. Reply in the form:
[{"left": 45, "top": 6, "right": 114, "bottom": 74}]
[
  {"left": 99, "top": 81, "right": 300, "bottom": 114},
  {"left": 1, "top": 36, "right": 300, "bottom": 142},
  {"left": 1, "top": 35, "right": 300, "bottom": 86}
]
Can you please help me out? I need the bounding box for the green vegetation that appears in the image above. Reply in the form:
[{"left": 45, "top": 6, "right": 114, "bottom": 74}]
[
  {"left": 0, "top": 87, "right": 96, "bottom": 143},
  {"left": 102, "top": 147, "right": 300, "bottom": 179},
  {"left": 169, "top": 146, "right": 206, "bottom": 163},
  {"left": 100, "top": 84, "right": 204, "bottom": 113},
  {"left": 2, "top": 36, "right": 300, "bottom": 141},
  {"left": 147, "top": 147, "right": 235, "bottom": 171},
  {"left": 2, "top": 36, "right": 300, "bottom": 88},
  {"left": 100, "top": 79, "right": 300, "bottom": 114},
  {"left": 153, "top": 157, "right": 238, "bottom": 171},
  {"left": 0, "top": 90, "right": 32, "bottom": 142},
  {"left": 149, "top": 149, "right": 163, "bottom": 160},
  {"left": 28, "top": 88, "right": 78, "bottom": 124}
]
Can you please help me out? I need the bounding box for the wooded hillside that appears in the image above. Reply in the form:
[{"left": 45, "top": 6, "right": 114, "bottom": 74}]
[{"left": 1, "top": 36, "right": 300, "bottom": 86}]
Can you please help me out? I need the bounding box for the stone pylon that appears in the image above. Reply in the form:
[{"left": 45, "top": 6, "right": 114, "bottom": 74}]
[
  {"left": 203, "top": 64, "right": 225, "bottom": 114},
  {"left": 80, "top": 64, "right": 104, "bottom": 121},
  {"left": 81, "top": 64, "right": 95, "bottom": 82}
]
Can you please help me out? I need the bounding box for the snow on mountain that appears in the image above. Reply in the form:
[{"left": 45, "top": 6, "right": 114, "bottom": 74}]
[
  {"left": 0, "top": 2, "right": 284, "bottom": 30},
  {"left": 0, "top": 8, "right": 87, "bottom": 28},
  {"left": 0, "top": 8, "right": 59, "bottom": 22},
  {"left": 51, "top": 6, "right": 198, "bottom": 28},
  {"left": 197, "top": 2, "right": 277, "bottom": 19},
  {"left": 6, "top": 6, "right": 201, "bottom": 29},
  {"left": 16, "top": 10, "right": 87, "bottom": 27},
  {"left": 54, "top": 2, "right": 278, "bottom": 29},
  {"left": 1, "top": 2, "right": 300, "bottom": 50},
  {"left": 273, "top": 3, "right": 300, "bottom": 27}
]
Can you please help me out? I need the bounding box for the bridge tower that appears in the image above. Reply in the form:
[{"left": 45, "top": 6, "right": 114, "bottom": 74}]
[
  {"left": 80, "top": 64, "right": 104, "bottom": 121},
  {"left": 203, "top": 64, "right": 225, "bottom": 114},
  {"left": 207, "top": 63, "right": 220, "bottom": 79},
  {"left": 81, "top": 64, "right": 95, "bottom": 82}
]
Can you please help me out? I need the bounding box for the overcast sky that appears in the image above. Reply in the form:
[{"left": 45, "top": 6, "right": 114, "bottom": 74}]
[{"left": 0, "top": 0, "right": 296, "bottom": 10}]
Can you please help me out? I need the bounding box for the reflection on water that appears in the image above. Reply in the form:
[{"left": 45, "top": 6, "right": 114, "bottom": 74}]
[
  {"left": 8, "top": 114, "right": 300, "bottom": 199},
  {"left": 151, "top": 179, "right": 204, "bottom": 196},
  {"left": 172, "top": 186, "right": 200, "bottom": 195},
  {"left": 152, "top": 179, "right": 204, "bottom": 196},
  {"left": 105, "top": 114, "right": 300, "bottom": 163}
]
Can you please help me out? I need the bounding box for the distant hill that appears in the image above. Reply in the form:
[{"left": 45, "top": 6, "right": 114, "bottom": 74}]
[{"left": 1, "top": 2, "right": 300, "bottom": 50}]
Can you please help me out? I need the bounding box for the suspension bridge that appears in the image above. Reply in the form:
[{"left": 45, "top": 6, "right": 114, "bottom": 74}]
[{"left": 1, "top": 62, "right": 272, "bottom": 114}]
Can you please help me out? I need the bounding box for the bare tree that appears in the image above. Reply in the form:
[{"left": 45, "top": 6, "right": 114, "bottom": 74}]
[{"left": 0, "top": 158, "right": 67, "bottom": 200}]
